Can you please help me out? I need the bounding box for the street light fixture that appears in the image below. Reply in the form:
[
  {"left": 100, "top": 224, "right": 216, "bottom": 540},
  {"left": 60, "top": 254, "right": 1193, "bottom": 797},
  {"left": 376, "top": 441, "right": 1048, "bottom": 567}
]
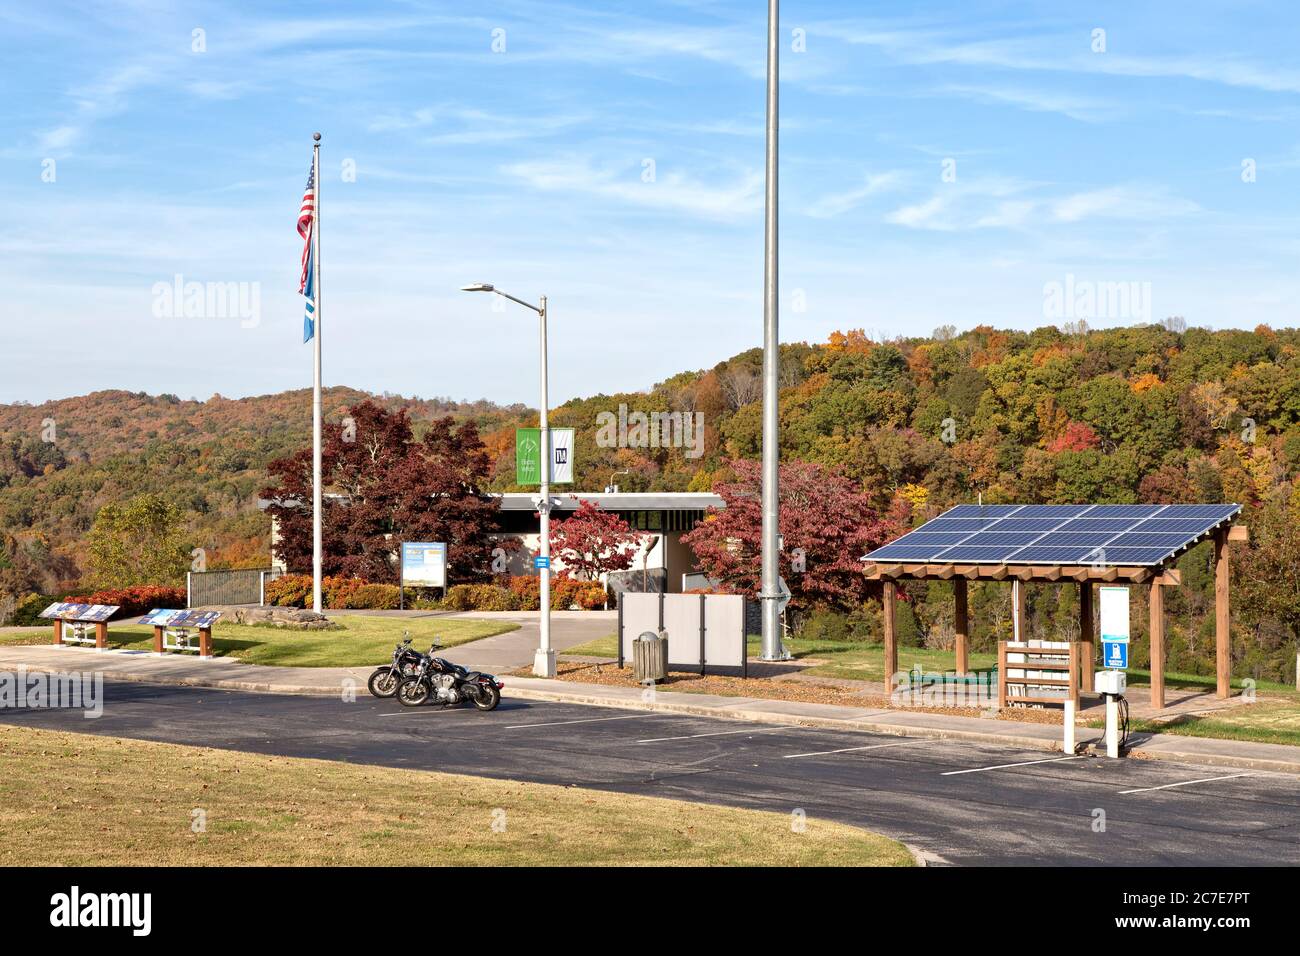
[{"left": 462, "top": 282, "right": 556, "bottom": 678}]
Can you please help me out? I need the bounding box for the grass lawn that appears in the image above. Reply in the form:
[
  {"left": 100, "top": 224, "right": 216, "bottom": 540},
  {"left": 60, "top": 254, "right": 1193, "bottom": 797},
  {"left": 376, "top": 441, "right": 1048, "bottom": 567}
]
[
  {"left": 563, "top": 633, "right": 999, "bottom": 683},
  {"left": 0, "top": 615, "right": 517, "bottom": 668},
  {"left": 0, "top": 725, "right": 913, "bottom": 867},
  {"left": 566, "top": 633, "right": 1292, "bottom": 697},
  {"left": 1088, "top": 700, "right": 1300, "bottom": 748}
]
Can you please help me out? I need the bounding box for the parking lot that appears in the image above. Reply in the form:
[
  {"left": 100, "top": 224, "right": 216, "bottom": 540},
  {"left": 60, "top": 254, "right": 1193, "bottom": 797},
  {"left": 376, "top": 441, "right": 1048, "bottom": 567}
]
[{"left": 2, "top": 678, "right": 1296, "bottom": 865}]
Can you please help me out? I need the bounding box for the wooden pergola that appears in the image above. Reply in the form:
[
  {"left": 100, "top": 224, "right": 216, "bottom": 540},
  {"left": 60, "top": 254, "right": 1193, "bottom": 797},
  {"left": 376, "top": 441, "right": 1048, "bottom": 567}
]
[{"left": 864, "top": 520, "right": 1248, "bottom": 709}]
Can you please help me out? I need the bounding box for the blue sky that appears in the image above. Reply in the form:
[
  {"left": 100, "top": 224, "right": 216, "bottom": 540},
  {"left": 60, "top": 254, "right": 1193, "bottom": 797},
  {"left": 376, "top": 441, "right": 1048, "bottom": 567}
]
[{"left": 2, "top": 0, "right": 1299, "bottom": 407}]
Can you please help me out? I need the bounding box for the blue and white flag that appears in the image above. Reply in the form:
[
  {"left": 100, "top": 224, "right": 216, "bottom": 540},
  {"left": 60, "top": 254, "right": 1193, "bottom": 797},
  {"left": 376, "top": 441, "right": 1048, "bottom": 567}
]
[{"left": 297, "top": 160, "right": 316, "bottom": 342}]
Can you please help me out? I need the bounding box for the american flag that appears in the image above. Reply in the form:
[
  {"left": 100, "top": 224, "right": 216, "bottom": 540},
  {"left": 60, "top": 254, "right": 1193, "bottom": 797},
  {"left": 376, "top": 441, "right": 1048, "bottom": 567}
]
[{"left": 297, "top": 161, "right": 316, "bottom": 294}]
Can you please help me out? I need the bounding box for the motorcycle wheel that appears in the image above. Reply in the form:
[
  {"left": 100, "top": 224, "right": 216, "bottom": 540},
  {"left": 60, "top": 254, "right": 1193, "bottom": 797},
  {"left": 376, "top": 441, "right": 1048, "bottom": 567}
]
[
  {"left": 367, "top": 668, "right": 401, "bottom": 698},
  {"left": 396, "top": 678, "right": 430, "bottom": 707},
  {"left": 472, "top": 682, "right": 501, "bottom": 712}
]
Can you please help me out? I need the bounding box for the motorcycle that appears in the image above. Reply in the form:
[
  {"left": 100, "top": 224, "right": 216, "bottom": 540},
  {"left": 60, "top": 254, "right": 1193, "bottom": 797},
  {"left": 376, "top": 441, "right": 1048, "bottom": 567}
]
[
  {"left": 396, "top": 643, "right": 503, "bottom": 711},
  {"left": 367, "top": 634, "right": 424, "bottom": 698}
]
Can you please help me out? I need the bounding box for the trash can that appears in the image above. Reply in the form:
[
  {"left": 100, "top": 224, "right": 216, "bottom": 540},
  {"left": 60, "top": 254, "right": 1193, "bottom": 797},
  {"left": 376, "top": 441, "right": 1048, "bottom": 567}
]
[{"left": 633, "top": 630, "right": 668, "bottom": 683}]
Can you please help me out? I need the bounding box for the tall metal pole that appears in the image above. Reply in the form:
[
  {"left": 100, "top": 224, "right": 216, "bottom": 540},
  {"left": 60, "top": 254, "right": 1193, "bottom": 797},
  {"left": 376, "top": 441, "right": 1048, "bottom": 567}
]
[
  {"left": 535, "top": 295, "right": 556, "bottom": 676},
  {"left": 760, "top": 0, "right": 785, "bottom": 660},
  {"left": 311, "top": 132, "right": 324, "bottom": 614}
]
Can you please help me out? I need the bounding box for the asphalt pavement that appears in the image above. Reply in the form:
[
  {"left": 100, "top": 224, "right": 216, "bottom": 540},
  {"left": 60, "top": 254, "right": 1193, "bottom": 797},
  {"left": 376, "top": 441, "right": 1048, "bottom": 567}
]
[{"left": 2, "top": 679, "right": 1296, "bottom": 866}]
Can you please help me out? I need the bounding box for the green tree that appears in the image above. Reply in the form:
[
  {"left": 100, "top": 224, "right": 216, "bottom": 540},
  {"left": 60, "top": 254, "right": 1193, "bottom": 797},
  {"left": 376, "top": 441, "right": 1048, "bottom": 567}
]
[{"left": 86, "top": 494, "right": 192, "bottom": 588}]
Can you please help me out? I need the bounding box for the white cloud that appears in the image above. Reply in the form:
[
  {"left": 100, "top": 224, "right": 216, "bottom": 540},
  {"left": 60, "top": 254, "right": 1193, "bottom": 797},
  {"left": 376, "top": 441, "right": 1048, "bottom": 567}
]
[
  {"left": 806, "top": 171, "right": 905, "bottom": 218},
  {"left": 501, "top": 156, "right": 764, "bottom": 221}
]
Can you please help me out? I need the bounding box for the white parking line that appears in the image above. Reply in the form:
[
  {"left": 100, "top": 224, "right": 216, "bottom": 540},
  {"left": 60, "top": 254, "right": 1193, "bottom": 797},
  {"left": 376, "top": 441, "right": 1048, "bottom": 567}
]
[
  {"left": 941, "top": 755, "right": 1084, "bottom": 776},
  {"left": 638, "top": 726, "right": 785, "bottom": 744},
  {"left": 784, "top": 740, "right": 918, "bottom": 759},
  {"left": 505, "top": 714, "right": 652, "bottom": 729},
  {"left": 1118, "top": 772, "right": 1255, "bottom": 795}
]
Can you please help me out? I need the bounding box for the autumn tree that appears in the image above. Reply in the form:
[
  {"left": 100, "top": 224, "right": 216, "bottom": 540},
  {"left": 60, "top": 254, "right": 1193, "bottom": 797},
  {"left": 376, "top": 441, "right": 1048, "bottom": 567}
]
[
  {"left": 86, "top": 494, "right": 192, "bottom": 588},
  {"left": 549, "top": 498, "right": 648, "bottom": 583},
  {"left": 261, "top": 402, "right": 501, "bottom": 583},
  {"left": 681, "top": 459, "right": 900, "bottom": 609}
]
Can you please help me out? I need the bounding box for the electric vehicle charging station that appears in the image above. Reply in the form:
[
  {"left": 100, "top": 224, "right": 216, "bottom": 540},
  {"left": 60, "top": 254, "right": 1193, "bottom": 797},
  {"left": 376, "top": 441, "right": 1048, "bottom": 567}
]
[{"left": 1098, "top": 586, "right": 1131, "bottom": 758}]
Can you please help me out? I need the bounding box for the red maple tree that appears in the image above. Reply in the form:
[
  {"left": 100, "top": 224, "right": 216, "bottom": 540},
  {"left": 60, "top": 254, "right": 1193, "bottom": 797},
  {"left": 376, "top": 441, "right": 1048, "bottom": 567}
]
[
  {"left": 681, "top": 458, "right": 900, "bottom": 609},
  {"left": 261, "top": 401, "right": 501, "bottom": 583},
  {"left": 548, "top": 498, "right": 648, "bottom": 582}
]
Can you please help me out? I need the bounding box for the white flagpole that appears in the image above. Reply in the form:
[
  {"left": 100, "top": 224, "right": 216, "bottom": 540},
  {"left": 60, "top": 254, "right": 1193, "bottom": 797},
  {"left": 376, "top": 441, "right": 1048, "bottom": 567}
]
[{"left": 311, "top": 132, "right": 323, "bottom": 614}]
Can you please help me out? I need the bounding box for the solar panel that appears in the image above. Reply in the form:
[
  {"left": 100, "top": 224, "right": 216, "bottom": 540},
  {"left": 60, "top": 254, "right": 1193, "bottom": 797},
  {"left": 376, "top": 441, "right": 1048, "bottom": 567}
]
[{"left": 865, "top": 503, "right": 1240, "bottom": 567}]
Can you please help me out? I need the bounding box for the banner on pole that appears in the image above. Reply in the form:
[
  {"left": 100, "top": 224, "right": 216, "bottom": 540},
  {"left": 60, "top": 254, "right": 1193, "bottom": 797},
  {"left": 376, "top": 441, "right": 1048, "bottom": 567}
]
[{"left": 515, "top": 428, "right": 574, "bottom": 485}]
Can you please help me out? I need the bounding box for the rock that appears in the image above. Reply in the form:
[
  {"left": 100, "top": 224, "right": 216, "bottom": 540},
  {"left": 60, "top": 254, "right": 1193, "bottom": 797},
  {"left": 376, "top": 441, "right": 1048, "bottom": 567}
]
[{"left": 194, "top": 605, "right": 338, "bottom": 630}]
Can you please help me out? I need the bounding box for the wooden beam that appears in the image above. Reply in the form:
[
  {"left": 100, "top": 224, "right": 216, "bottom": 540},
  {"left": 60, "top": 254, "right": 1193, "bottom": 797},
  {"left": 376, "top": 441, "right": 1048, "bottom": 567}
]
[
  {"left": 883, "top": 581, "right": 898, "bottom": 695},
  {"left": 1012, "top": 579, "right": 1026, "bottom": 642},
  {"left": 1149, "top": 574, "right": 1165, "bottom": 710},
  {"left": 1215, "top": 528, "right": 1231, "bottom": 699},
  {"left": 953, "top": 578, "right": 969, "bottom": 676},
  {"left": 1228, "top": 524, "right": 1249, "bottom": 543},
  {"left": 1079, "top": 581, "right": 1094, "bottom": 692},
  {"left": 1042, "top": 567, "right": 1062, "bottom": 582},
  {"left": 1157, "top": 568, "right": 1181, "bottom": 586},
  {"left": 928, "top": 564, "right": 955, "bottom": 580},
  {"left": 954, "top": 565, "right": 979, "bottom": 579},
  {"left": 986, "top": 566, "right": 1009, "bottom": 581}
]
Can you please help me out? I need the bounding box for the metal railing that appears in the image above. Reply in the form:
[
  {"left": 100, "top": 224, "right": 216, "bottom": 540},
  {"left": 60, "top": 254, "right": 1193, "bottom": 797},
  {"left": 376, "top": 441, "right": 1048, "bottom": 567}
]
[{"left": 186, "top": 568, "right": 283, "bottom": 608}]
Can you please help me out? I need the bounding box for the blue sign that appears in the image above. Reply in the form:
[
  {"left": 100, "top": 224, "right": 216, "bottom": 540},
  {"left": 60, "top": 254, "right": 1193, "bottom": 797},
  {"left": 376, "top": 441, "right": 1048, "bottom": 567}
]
[
  {"left": 533, "top": 555, "right": 550, "bottom": 569},
  {"left": 1102, "top": 641, "right": 1129, "bottom": 669}
]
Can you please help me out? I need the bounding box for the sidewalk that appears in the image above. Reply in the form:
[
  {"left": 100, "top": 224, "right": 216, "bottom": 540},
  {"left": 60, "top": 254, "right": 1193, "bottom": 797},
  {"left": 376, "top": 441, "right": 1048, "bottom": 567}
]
[{"left": 3, "top": 644, "right": 1297, "bottom": 775}]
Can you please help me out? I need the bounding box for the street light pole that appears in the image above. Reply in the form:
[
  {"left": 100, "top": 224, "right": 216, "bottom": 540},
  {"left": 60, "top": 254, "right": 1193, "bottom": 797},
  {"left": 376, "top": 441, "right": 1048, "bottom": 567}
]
[
  {"left": 461, "top": 283, "right": 556, "bottom": 677},
  {"left": 536, "top": 294, "right": 555, "bottom": 677},
  {"left": 760, "top": 0, "right": 787, "bottom": 661}
]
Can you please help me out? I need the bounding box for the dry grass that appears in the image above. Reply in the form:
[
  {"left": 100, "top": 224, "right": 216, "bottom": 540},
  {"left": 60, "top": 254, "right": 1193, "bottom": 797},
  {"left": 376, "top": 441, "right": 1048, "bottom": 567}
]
[{"left": 0, "top": 725, "right": 913, "bottom": 867}]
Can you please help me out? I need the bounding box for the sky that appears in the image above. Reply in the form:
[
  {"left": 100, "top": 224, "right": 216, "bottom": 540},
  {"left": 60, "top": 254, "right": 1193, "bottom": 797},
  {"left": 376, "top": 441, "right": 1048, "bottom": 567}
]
[{"left": 2, "top": 0, "right": 1299, "bottom": 407}]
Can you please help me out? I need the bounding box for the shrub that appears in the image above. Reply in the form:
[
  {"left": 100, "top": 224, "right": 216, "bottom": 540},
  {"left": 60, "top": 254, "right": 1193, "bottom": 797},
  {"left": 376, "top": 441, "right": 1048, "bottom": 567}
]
[
  {"left": 442, "top": 583, "right": 517, "bottom": 612},
  {"left": 265, "top": 574, "right": 403, "bottom": 610},
  {"left": 12, "top": 593, "right": 52, "bottom": 627},
  {"left": 265, "top": 574, "right": 313, "bottom": 608},
  {"left": 346, "top": 583, "right": 400, "bottom": 610},
  {"left": 797, "top": 609, "right": 853, "bottom": 643}
]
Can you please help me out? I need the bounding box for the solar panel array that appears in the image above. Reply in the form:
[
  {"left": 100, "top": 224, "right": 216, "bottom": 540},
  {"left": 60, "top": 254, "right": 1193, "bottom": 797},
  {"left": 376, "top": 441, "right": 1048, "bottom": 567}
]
[{"left": 865, "top": 503, "right": 1241, "bottom": 567}]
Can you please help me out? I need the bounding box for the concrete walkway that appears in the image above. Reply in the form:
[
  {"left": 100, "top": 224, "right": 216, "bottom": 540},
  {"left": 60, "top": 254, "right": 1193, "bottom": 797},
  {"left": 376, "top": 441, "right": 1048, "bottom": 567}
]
[{"left": 2, "top": 642, "right": 1296, "bottom": 775}]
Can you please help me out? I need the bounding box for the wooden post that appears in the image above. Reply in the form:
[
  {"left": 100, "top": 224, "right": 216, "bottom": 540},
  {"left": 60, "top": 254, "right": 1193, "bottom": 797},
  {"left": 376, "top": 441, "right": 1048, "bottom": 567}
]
[
  {"left": 1012, "top": 579, "right": 1026, "bottom": 641},
  {"left": 94, "top": 622, "right": 108, "bottom": 650},
  {"left": 1149, "top": 576, "right": 1165, "bottom": 710},
  {"left": 1214, "top": 528, "right": 1231, "bottom": 699},
  {"left": 997, "top": 641, "right": 1008, "bottom": 709},
  {"left": 153, "top": 625, "right": 164, "bottom": 654},
  {"left": 1069, "top": 642, "right": 1080, "bottom": 709},
  {"left": 52, "top": 618, "right": 63, "bottom": 645},
  {"left": 1079, "top": 581, "right": 1094, "bottom": 692},
  {"left": 953, "top": 578, "right": 969, "bottom": 676},
  {"left": 882, "top": 581, "right": 898, "bottom": 696},
  {"left": 199, "top": 627, "right": 213, "bottom": 659}
]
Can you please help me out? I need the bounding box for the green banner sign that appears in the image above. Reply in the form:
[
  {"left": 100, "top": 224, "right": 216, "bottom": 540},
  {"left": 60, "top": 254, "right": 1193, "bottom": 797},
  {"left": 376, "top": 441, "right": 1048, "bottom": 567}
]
[{"left": 516, "top": 428, "right": 541, "bottom": 485}]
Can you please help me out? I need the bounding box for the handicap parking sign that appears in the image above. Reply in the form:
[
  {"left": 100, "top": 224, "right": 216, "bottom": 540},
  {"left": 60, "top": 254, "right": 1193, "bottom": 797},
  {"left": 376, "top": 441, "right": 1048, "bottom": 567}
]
[
  {"left": 1102, "top": 641, "right": 1129, "bottom": 669},
  {"left": 533, "top": 555, "right": 550, "bottom": 569}
]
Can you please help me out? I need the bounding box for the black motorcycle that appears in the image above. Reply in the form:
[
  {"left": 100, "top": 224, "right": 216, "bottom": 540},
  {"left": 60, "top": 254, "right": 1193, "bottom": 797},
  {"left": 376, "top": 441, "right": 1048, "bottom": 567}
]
[
  {"left": 367, "top": 634, "right": 424, "bottom": 698},
  {"left": 396, "top": 644, "right": 503, "bottom": 711}
]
